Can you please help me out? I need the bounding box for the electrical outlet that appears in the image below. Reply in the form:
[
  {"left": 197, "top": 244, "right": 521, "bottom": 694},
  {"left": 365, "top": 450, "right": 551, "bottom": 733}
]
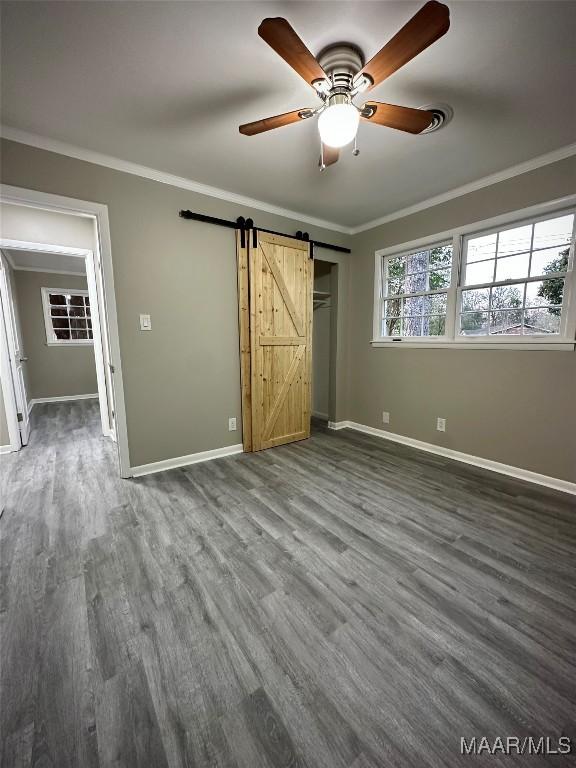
[
  {"left": 139, "top": 314, "right": 152, "bottom": 331},
  {"left": 436, "top": 417, "right": 446, "bottom": 432},
  {"left": 228, "top": 417, "right": 237, "bottom": 431},
  {"left": 382, "top": 411, "right": 390, "bottom": 424}
]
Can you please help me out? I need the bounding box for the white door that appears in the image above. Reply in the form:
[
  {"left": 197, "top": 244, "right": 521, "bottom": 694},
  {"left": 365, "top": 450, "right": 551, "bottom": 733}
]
[{"left": 0, "top": 255, "right": 30, "bottom": 445}]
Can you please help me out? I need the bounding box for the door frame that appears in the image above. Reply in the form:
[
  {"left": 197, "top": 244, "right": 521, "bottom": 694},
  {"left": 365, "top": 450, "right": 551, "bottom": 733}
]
[
  {"left": 0, "top": 251, "right": 31, "bottom": 445},
  {"left": 0, "top": 276, "right": 21, "bottom": 453},
  {"left": 0, "top": 184, "right": 130, "bottom": 477}
]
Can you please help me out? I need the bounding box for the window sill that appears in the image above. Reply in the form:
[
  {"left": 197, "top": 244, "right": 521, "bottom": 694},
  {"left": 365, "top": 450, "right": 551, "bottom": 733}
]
[
  {"left": 46, "top": 341, "right": 94, "bottom": 347},
  {"left": 370, "top": 339, "right": 575, "bottom": 351}
]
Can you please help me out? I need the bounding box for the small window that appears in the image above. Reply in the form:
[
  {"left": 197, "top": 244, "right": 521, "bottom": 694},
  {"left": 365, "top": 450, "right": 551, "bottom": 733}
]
[
  {"left": 380, "top": 242, "right": 453, "bottom": 338},
  {"left": 41, "top": 287, "right": 93, "bottom": 345},
  {"left": 459, "top": 212, "right": 573, "bottom": 338}
]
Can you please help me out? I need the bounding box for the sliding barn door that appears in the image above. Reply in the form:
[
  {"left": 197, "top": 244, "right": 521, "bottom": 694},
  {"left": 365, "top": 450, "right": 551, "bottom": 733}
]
[{"left": 249, "top": 232, "right": 312, "bottom": 451}]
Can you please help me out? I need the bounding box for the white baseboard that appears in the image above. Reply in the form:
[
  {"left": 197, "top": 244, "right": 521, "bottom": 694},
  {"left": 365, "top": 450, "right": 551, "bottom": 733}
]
[
  {"left": 29, "top": 393, "right": 99, "bottom": 411},
  {"left": 328, "top": 420, "right": 576, "bottom": 496},
  {"left": 0, "top": 444, "right": 17, "bottom": 454},
  {"left": 130, "top": 443, "right": 244, "bottom": 478},
  {"left": 312, "top": 411, "right": 329, "bottom": 420}
]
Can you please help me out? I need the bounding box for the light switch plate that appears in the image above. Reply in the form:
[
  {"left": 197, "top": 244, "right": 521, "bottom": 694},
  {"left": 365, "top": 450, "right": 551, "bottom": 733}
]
[
  {"left": 139, "top": 314, "right": 152, "bottom": 331},
  {"left": 228, "top": 417, "right": 237, "bottom": 431}
]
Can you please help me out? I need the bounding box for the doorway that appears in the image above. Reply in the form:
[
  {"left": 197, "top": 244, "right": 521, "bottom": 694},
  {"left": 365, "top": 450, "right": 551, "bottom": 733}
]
[
  {"left": 0, "top": 186, "right": 129, "bottom": 477},
  {"left": 312, "top": 258, "right": 337, "bottom": 424}
]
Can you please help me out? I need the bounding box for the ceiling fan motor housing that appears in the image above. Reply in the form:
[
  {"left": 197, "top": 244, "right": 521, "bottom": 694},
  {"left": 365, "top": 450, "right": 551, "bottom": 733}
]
[{"left": 317, "top": 43, "right": 364, "bottom": 92}]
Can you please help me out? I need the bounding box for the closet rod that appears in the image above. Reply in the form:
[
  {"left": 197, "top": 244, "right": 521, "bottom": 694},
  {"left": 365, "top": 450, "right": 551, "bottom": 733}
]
[{"left": 179, "top": 209, "right": 351, "bottom": 255}]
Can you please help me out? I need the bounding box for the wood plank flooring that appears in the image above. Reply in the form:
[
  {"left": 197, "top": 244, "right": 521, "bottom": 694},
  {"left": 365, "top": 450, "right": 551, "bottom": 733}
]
[{"left": 1, "top": 401, "right": 575, "bottom": 767}]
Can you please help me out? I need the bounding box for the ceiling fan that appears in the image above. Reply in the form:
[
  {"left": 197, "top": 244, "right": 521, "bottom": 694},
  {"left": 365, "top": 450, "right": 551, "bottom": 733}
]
[{"left": 239, "top": 1, "right": 450, "bottom": 169}]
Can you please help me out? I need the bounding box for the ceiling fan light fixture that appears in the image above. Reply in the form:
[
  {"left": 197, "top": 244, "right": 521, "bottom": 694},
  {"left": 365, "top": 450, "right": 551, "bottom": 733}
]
[{"left": 318, "top": 96, "right": 360, "bottom": 149}]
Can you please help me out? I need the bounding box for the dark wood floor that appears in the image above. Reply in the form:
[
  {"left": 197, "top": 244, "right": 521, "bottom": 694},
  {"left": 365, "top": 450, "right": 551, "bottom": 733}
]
[{"left": 1, "top": 401, "right": 575, "bottom": 767}]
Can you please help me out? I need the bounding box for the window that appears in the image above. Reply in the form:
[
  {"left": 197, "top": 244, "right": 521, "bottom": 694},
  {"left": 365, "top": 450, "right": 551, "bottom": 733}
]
[
  {"left": 460, "top": 213, "right": 573, "bottom": 338},
  {"left": 381, "top": 242, "right": 453, "bottom": 338},
  {"left": 41, "top": 287, "right": 93, "bottom": 345},
  {"left": 373, "top": 202, "right": 576, "bottom": 349}
]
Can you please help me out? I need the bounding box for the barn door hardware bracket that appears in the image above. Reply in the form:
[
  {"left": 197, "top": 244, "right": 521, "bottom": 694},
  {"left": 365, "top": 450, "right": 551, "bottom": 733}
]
[
  {"left": 179, "top": 209, "right": 350, "bottom": 255},
  {"left": 296, "top": 231, "right": 314, "bottom": 259}
]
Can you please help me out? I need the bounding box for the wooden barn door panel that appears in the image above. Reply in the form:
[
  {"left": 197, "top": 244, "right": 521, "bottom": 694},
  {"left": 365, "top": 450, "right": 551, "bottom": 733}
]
[{"left": 249, "top": 232, "right": 312, "bottom": 451}]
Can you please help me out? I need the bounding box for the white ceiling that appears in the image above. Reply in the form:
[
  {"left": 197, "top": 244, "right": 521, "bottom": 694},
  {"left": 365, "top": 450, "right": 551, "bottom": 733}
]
[
  {"left": 4, "top": 249, "right": 86, "bottom": 274},
  {"left": 1, "top": 1, "right": 575, "bottom": 228}
]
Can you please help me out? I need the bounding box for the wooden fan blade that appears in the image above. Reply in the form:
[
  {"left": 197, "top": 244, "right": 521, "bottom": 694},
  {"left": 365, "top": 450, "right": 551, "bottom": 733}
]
[
  {"left": 239, "top": 109, "right": 313, "bottom": 136},
  {"left": 258, "top": 18, "right": 328, "bottom": 87},
  {"left": 362, "top": 102, "right": 434, "bottom": 134},
  {"left": 322, "top": 145, "right": 340, "bottom": 168},
  {"left": 357, "top": 1, "right": 449, "bottom": 90}
]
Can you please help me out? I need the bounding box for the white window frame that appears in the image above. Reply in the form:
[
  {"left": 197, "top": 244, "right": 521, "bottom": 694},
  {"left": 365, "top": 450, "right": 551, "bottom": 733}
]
[
  {"left": 377, "top": 238, "right": 455, "bottom": 343},
  {"left": 41, "top": 286, "right": 94, "bottom": 346},
  {"left": 372, "top": 194, "right": 576, "bottom": 351}
]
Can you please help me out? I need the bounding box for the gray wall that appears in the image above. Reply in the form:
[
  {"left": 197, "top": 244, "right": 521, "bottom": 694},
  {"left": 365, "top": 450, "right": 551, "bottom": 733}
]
[
  {"left": 348, "top": 156, "right": 576, "bottom": 483},
  {"left": 0, "top": 202, "right": 95, "bottom": 249},
  {"left": 0, "top": 139, "right": 352, "bottom": 467},
  {"left": 14, "top": 270, "right": 98, "bottom": 400}
]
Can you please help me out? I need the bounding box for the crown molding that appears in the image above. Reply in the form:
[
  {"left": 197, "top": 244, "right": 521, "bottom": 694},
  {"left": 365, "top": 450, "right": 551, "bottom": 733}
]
[
  {"left": 2, "top": 126, "right": 575, "bottom": 236},
  {"left": 349, "top": 141, "right": 576, "bottom": 234},
  {"left": 0, "top": 126, "right": 351, "bottom": 235}
]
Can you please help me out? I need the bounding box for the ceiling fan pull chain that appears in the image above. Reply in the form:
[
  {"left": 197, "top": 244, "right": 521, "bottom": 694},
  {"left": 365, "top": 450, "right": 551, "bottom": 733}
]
[
  {"left": 353, "top": 133, "right": 360, "bottom": 157},
  {"left": 319, "top": 139, "right": 326, "bottom": 172}
]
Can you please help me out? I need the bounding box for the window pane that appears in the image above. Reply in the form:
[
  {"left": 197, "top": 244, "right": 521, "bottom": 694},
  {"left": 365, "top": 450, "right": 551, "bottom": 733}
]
[
  {"left": 429, "top": 245, "right": 452, "bottom": 268},
  {"left": 427, "top": 293, "right": 448, "bottom": 314},
  {"left": 407, "top": 251, "right": 429, "bottom": 274},
  {"left": 404, "top": 296, "right": 424, "bottom": 316},
  {"left": 86, "top": 306, "right": 91, "bottom": 317},
  {"left": 402, "top": 316, "right": 423, "bottom": 336},
  {"left": 88, "top": 330, "right": 94, "bottom": 339},
  {"left": 51, "top": 307, "right": 67, "bottom": 317},
  {"left": 462, "top": 287, "right": 489, "bottom": 312},
  {"left": 525, "top": 278, "right": 564, "bottom": 309},
  {"left": 385, "top": 317, "right": 401, "bottom": 336},
  {"left": 424, "top": 316, "right": 446, "bottom": 336},
  {"left": 467, "top": 233, "right": 497, "bottom": 263},
  {"left": 69, "top": 295, "right": 85, "bottom": 306},
  {"left": 387, "top": 278, "right": 404, "bottom": 296},
  {"left": 495, "top": 252, "right": 530, "bottom": 281},
  {"left": 465, "top": 260, "right": 494, "bottom": 286},
  {"left": 49, "top": 293, "right": 66, "bottom": 305},
  {"left": 429, "top": 268, "right": 450, "bottom": 289},
  {"left": 54, "top": 328, "right": 71, "bottom": 340},
  {"left": 87, "top": 319, "right": 92, "bottom": 329},
  {"left": 490, "top": 310, "right": 523, "bottom": 334},
  {"left": 387, "top": 256, "right": 406, "bottom": 278},
  {"left": 460, "top": 312, "right": 488, "bottom": 335},
  {"left": 533, "top": 214, "right": 573, "bottom": 250},
  {"left": 524, "top": 308, "right": 561, "bottom": 334},
  {"left": 71, "top": 329, "right": 88, "bottom": 340},
  {"left": 70, "top": 319, "right": 87, "bottom": 330},
  {"left": 84, "top": 296, "right": 90, "bottom": 306},
  {"left": 405, "top": 271, "right": 427, "bottom": 293},
  {"left": 384, "top": 297, "right": 402, "bottom": 317},
  {"left": 69, "top": 306, "right": 86, "bottom": 317},
  {"left": 51, "top": 318, "right": 69, "bottom": 329},
  {"left": 490, "top": 283, "right": 524, "bottom": 310},
  {"left": 497, "top": 225, "right": 532, "bottom": 256},
  {"left": 530, "top": 245, "right": 570, "bottom": 277}
]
